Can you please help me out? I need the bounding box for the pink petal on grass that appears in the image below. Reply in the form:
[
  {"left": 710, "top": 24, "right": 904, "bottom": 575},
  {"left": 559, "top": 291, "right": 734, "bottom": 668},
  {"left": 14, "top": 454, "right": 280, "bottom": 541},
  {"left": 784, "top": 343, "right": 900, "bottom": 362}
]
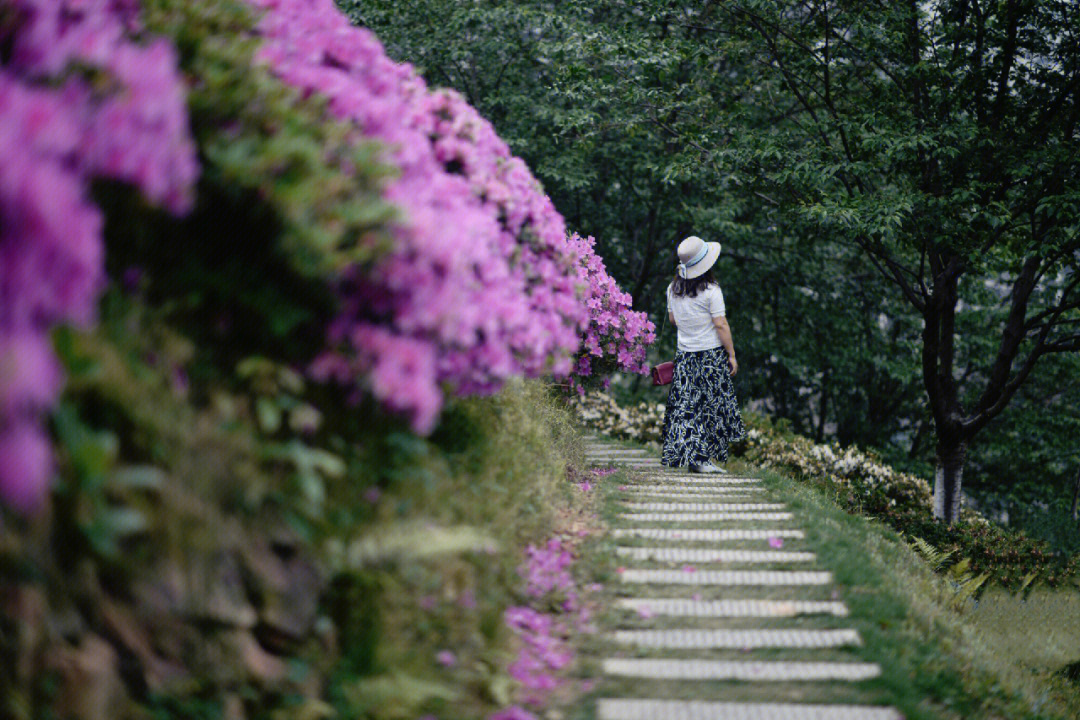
[
  {"left": 691, "top": 593, "right": 702, "bottom": 602},
  {"left": 636, "top": 606, "right": 654, "bottom": 619},
  {"left": 615, "top": 566, "right": 626, "bottom": 574},
  {"left": 436, "top": 650, "right": 457, "bottom": 667},
  {"left": 768, "top": 536, "right": 784, "bottom": 549},
  {"left": 681, "top": 565, "right": 697, "bottom": 573}
]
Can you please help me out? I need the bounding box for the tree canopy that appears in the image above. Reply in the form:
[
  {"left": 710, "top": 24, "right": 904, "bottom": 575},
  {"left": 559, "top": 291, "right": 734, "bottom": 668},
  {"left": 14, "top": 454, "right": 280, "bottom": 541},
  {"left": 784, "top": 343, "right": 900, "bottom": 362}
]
[{"left": 349, "top": 0, "right": 1080, "bottom": 532}]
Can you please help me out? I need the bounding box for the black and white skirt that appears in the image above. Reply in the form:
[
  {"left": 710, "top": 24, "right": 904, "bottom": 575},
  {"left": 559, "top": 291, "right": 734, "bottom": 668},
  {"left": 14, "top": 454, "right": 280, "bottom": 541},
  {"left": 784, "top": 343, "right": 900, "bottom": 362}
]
[{"left": 661, "top": 346, "right": 746, "bottom": 467}]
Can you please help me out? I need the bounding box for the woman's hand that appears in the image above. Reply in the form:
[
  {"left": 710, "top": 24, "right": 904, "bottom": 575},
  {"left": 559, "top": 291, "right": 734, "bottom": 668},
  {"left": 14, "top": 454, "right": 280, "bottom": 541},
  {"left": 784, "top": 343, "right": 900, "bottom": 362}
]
[{"left": 712, "top": 316, "right": 737, "bottom": 375}]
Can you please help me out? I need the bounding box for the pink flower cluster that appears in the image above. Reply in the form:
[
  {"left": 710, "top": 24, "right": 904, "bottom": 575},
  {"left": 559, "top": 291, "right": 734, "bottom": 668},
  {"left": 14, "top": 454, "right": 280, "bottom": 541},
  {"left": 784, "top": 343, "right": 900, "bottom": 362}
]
[
  {"left": 504, "top": 606, "right": 573, "bottom": 693},
  {"left": 567, "top": 234, "right": 655, "bottom": 384},
  {"left": 501, "top": 537, "right": 595, "bottom": 709},
  {"left": 0, "top": 0, "right": 198, "bottom": 512},
  {"left": 520, "top": 538, "right": 575, "bottom": 600},
  {"left": 246, "top": 0, "right": 651, "bottom": 433}
]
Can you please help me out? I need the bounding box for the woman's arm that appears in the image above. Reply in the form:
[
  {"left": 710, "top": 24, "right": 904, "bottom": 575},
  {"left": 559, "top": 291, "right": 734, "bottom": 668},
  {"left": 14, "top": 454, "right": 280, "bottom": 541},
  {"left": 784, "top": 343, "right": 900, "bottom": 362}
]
[
  {"left": 669, "top": 311, "right": 676, "bottom": 327},
  {"left": 712, "top": 315, "right": 738, "bottom": 376}
]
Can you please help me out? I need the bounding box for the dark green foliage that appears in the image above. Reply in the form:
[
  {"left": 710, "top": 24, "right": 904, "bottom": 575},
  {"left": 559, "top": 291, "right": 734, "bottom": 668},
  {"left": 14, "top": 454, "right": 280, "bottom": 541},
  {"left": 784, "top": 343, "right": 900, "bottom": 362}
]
[
  {"left": 325, "top": 572, "right": 382, "bottom": 677},
  {"left": 98, "top": 0, "right": 400, "bottom": 383},
  {"left": 1060, "top": 660, "right": 1080, "bottom": 684},
  {"left": 348, "top": 0, "right": 1080, "bottom": 527}
]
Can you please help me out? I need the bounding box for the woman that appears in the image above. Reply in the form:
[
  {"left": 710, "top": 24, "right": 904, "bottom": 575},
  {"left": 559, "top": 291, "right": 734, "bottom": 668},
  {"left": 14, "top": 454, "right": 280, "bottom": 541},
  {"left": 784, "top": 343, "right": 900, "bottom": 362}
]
[{"left": 661, "top": 235, "right": 746, "bottom": 472}]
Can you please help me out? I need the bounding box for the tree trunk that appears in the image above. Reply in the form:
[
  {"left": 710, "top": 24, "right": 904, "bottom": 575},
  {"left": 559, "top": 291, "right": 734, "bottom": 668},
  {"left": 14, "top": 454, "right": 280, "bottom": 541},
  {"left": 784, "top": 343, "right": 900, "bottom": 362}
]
[
  {"left": 908, "top": 418, "right": 928, "bottom": 460},
  {"left": 933, "top": 437, "right": 966, "bottom": 524},
  {"left": 815, "top": 368, "right": 830, "bottom": 443},
  {"left": 1071, "top": 465, "right": 1079, "bottom": 523}
]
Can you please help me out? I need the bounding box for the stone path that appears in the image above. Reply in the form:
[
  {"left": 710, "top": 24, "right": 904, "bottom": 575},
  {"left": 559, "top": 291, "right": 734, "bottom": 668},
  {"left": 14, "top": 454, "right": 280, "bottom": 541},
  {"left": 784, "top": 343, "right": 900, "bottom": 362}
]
[{"left": 585, "top": 438, "right": 901, "bottom": 720}]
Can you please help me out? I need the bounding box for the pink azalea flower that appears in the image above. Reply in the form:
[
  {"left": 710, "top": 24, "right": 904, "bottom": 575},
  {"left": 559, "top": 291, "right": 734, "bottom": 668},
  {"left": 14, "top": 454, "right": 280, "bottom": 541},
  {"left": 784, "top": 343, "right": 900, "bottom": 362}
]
[
  {"left": 489, "top": 707, "right": 537, "bottom": 720},
  {"left": 768, "top": 537, "right": 784, "bottom": 549}
]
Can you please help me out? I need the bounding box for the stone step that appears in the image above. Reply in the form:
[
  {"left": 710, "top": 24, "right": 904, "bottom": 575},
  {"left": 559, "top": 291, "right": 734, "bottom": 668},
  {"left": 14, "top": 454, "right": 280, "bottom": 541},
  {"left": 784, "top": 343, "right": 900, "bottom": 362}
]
[
  {"left": 596, "top": 699, "right": 902, "bottom": 720},
  {"left": 625, "top": 476, "right": 761, "bottom": 484},
  {"left": 618, "top": 512, "right": 794, "bottom": 522},
  {"left": 622, "top": 493, "right": 764, "bottom": 501},
  {"left": 621, "top": 503, "right": 787, "bottom": 512},
  {"left": 602, "top": 658, "right": 881, "bottom": 681},
  {"left": 616, "top": 598, "right": 848, "bottom": 617},
  {"left": 612, "top": 529, "right": 805, "bottom": 541},
  {"left": 609, "top": 628, "right": 861, "bottom": 649},
  {"left": 615, "top": 547, "right": 815, "bottom": 564},
  {"left": 621, "top": 486, "right": 766, "bottom": 496},
  {"left": 620, "top": 569, "right": 832, "bottom": 586}
]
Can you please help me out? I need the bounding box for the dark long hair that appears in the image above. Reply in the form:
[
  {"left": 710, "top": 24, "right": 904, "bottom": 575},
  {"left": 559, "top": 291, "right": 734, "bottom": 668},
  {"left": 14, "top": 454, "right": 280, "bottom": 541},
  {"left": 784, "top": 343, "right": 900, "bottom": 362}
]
[{"left": 670, "top": 267, "right": 716, "bottom": 298}]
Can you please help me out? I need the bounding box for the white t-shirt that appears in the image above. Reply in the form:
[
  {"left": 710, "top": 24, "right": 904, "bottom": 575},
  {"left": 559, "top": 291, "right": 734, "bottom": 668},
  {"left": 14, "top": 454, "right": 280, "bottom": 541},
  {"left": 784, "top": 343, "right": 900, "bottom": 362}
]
[{"left": 667, "top": 282, "right": 726, "bottom": 352}]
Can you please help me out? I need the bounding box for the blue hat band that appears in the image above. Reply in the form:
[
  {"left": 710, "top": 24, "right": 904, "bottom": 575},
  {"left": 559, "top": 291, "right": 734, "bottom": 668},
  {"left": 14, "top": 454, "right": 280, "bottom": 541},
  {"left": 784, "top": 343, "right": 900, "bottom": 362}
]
[{"left": 685, "top": 245, "right": 709, "bottom": 267}]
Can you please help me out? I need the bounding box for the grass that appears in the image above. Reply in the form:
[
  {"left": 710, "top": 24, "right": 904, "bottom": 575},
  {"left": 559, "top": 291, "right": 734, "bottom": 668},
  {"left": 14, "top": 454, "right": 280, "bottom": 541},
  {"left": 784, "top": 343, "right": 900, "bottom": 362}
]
[
  {"left": 564, "top": 450, "right": 1080, "bottom": 720},
  {"left": 753, "top": 461, "right": 1080, "bottom": 720},
  {"left": 964, "top": 588, "right": 1080, "bottom": 713},
  {"left": 324, "top": 378, "right": 595, "bottom": 720}
]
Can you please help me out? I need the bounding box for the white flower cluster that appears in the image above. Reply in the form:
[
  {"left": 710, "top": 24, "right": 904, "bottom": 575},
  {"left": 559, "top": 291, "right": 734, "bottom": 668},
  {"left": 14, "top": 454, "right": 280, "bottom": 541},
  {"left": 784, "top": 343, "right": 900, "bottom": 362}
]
[
  {"left": 743, "top": 423, "right": 933, "bottom": 509},
  {"left": 572, "top": 391, "right": 933, "bottom": 513},
  {"left": 571, "top": 391, "right": 665, "bottom": 443}
]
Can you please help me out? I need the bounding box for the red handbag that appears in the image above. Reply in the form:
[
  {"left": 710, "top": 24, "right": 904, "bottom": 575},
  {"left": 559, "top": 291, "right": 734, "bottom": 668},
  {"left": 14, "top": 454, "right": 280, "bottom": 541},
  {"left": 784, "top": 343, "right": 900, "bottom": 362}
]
[
  {"left": 651, "top": 313, "right": 674, "bottom": 386},
  {"left": 651, "top": 361, "right": 674, "bottom": 386}
]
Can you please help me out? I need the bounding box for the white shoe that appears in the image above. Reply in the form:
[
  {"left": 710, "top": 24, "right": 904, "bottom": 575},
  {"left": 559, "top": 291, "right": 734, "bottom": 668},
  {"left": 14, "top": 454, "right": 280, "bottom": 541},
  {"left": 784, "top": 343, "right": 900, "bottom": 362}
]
[{"left": 689, "top": 461, "right": 726, "bottom": 474}]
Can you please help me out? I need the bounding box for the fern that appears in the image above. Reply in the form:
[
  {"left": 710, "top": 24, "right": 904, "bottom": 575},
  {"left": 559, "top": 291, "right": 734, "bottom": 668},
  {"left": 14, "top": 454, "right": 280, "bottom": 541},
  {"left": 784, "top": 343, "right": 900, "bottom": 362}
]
[
  {"left": 908, "top": 535, "right": 992, "bottom": 607},
  {"left": 909, "top": 535, "right": 956, "bottom": 571}
]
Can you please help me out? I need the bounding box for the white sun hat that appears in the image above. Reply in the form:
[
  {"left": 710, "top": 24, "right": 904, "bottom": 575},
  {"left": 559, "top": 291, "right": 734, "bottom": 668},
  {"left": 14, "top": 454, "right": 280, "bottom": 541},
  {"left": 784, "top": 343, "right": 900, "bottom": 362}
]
[{"left": 676, "top": 235, "right": 722, "bottom": 279}]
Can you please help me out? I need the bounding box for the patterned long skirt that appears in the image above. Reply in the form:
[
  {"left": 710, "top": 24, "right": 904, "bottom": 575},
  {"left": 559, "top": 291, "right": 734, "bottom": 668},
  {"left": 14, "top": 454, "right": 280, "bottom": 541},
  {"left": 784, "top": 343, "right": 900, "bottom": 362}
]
[{"left": 661, "top": 346, "right": 746, "bottom": 467}]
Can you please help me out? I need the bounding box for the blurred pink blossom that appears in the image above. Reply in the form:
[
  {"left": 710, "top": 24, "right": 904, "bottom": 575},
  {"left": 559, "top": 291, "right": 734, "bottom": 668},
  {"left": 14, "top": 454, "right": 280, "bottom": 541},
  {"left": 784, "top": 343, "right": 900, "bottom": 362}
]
[{"left": 0, "top": 0, "right": 197, "bottom": 512}]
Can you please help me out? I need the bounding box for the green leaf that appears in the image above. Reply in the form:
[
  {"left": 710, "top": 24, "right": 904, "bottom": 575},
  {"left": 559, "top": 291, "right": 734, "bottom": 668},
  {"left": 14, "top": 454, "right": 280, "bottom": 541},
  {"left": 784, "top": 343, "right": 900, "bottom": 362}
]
[{"left": 255, "top": 396, "right": 282, "bottom": 433}]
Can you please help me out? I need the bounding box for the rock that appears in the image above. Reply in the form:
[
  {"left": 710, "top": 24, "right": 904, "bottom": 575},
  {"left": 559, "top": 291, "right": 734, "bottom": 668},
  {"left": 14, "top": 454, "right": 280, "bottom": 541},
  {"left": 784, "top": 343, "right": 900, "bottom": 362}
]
[
  {"left": 187, "top": 551, "right": 257, "bottom": 629},
  {"left": 223, "top": 630, "right": 289, "bottom": 685},
  {"left": 2, "top": 585, "right": 45, "bottom": 689},
  {"left": 241, "top": 539, "right": 323, "bottom": 648},
  {"left": 99, "top": 597, "right": 189, "bottom": 692},
  {"left": 222, "top": 694, "right": 246, "bottom": 720},
  {"left": 48, "top": 634, "right": 127, "bottom": 720}
]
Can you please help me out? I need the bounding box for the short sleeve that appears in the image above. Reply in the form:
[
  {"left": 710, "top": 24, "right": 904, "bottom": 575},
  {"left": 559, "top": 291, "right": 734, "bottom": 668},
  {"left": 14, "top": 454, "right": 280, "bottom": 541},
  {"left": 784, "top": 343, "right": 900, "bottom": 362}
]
[
  {"left": 709, "top": 285, "right": 726, "bottom": 317},
  {"left": 665, "top": 283, "right": 673, "bottom": 313}
]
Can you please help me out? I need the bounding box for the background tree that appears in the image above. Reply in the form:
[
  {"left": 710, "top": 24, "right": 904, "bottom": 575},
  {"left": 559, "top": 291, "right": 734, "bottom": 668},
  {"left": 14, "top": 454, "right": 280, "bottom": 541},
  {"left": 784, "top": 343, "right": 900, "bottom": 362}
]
[
  {"left": 347, "top": 0, "right": 1080, "bottom": 528},
  {"left": 706, "top": 0, "right": 1080, "bottom": 523}
]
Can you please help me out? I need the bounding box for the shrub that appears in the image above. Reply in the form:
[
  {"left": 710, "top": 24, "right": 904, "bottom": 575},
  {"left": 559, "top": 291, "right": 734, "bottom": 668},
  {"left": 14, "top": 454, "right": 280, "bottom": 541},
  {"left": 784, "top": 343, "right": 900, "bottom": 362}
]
[
  {"left": 2, "top": 0, "right": 652, "bottom": 512},
  {"left": 239, "top": 0, "right": 652, "bottom": 433},
  {"left": 570, "top": 390, "right": 664, "bottom": 443},
  {"left": 0, "top": 0, "right": 198, "bottom": 512}
]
